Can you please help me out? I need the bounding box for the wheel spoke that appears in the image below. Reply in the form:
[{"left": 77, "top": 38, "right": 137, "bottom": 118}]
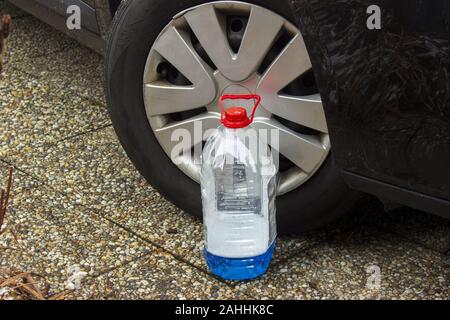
[
  {"left": 254, "top": 118, "right": 328, "bottom": 173},
  {"left": 256, "top": 35, "right": 328, "bottom": 133},
  {"left": 154, "top": 112, "right": 220, "bottom": 157},
  {"left": 274, "top": 93, "right": 328, "bottom": 133},
  {"left": 185, "top": 5, "right": 283, "bottom": 82},
  {"left": 145, "top": 26, "right": 216, "bottom": 115},
  {"left": 258, "top": 34, "right": 312, "bottom": 93}
]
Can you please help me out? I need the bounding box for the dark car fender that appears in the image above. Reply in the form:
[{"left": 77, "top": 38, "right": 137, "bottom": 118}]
[{"left": 289, "top": 0, "right": 450, "bottom": 218}]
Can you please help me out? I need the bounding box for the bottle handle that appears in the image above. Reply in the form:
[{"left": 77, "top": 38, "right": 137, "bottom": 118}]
[{"left": 219, "top": 94, "right": 261, "bottom": 124}]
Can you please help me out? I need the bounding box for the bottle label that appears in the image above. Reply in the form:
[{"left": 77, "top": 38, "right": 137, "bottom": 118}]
[{"left": 215, "top": 163, "right": 261, "bottom": 213}]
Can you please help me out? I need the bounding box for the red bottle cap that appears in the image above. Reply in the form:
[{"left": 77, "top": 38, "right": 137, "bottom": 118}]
[
  {"left": 222, "top": 107, "right": 250, "bottom": 128},
  {"left": 220, "top": 94, "right": 261, "bottom": 129}
]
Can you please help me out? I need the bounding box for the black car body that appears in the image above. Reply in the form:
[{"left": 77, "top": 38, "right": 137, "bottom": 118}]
[
  {"left": 7, "top": 0, "right": 450, "bottom": 225},
  {"left": 290, "top": 0, "right": 450, "bottom": 218}
]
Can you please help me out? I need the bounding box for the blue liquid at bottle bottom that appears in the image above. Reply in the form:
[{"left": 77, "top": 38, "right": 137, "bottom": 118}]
[{"left": 204, "top": 242, "right": 275, "bottom": 280}]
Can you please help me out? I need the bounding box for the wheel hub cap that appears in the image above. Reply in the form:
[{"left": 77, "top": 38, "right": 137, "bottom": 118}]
[{"left": 143, "top": 1, "right": 330, "bottom": 195}]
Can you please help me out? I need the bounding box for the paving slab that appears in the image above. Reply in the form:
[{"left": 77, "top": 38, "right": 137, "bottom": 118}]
[
  {"left": 8, "top": 127, "right": 146, "bottom": 199},
  {"left": 372, "top": 207, "right": 450, "bottom": 254},
  {"left": 13, "top": 46, "right": 106, "bottom": 104},
  {"left": 0, "top": 67, "right": 110, "bottom": 160},
  {"left": 5, "top": 126, "right": 323, "bottom": 273},
  {"left": 1, "top": 215, "right": 86, "bottom": 296},
  {"left": 3, "top": 15, "right": 78, "bottom": 65},
  {"left": 94, "top": 185, "right": 318, "bottom": 271},
  {"left": 0, "top": 161, "right": 39, "bottom": 192},
  {"left": 234, "top": 220, "right": 449, "bottom": 300},
  {"left": 0, "top": 164, "right": 152, "bottom": 295},
  {"left": 64, "top": 250, "right": 246, "bottom": 300}
]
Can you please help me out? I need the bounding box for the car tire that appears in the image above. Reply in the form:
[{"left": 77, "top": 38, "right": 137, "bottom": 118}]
[{"left": 105, "top": 0, "right": 362, "bottom": 234}]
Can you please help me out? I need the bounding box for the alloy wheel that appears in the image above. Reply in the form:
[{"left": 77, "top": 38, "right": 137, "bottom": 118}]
[{"left": 143, "top": 1, "right": 330, "bottom": 195}]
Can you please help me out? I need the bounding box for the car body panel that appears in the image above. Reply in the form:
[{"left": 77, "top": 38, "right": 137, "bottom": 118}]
[
  {"left": 33, "top": 0, "right": 100, "bottom": 33},
  {"left": 8, "top": 0, "right": 105, "bottom": 52},
  {"left": 289, "top": 0, "right": 450, "bottom": 213}
]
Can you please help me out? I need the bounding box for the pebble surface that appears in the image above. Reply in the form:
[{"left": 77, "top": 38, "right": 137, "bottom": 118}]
[{"left": 0, "top": 2, "right": 448, "bottom": 299}]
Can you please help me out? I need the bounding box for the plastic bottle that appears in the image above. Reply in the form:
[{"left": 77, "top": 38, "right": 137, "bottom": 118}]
[{"left": 201, "top": 94, "right": 277, "bottom": 280}]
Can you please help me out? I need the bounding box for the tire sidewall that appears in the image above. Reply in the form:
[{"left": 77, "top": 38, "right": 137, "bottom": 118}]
[{"left": 106, "top": 0, "right": 358, "bottom": 234}]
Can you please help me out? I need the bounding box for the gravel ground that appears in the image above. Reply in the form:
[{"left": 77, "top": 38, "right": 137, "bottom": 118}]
[{"left": 0, "top": 2, "right": 449, "bottom": 300}]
